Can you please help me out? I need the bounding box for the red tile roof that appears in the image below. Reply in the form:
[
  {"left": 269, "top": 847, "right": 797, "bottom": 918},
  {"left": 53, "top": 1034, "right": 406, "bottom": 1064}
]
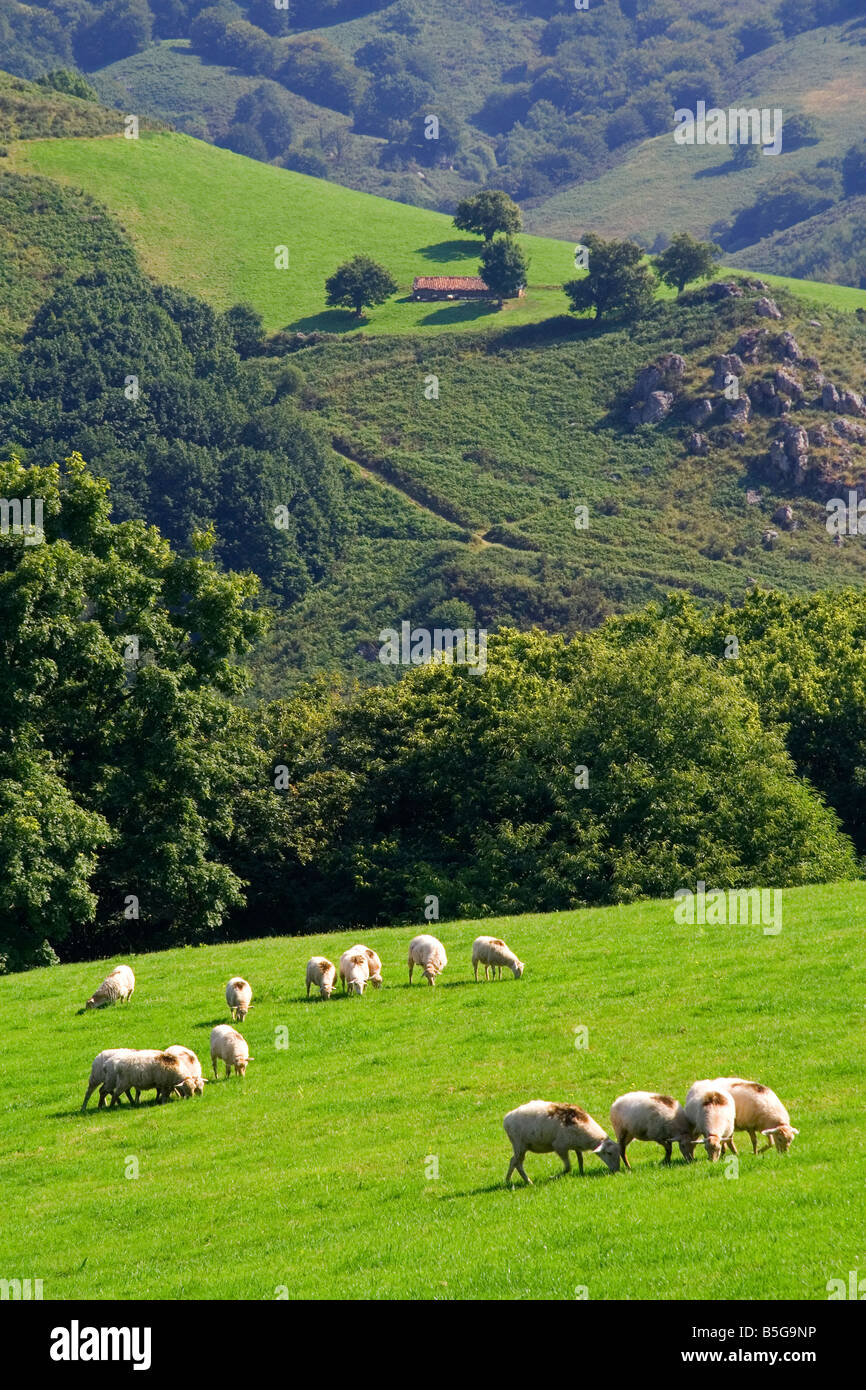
[{"left": 412, "top": 275, "right": 489, "bottom": 291}]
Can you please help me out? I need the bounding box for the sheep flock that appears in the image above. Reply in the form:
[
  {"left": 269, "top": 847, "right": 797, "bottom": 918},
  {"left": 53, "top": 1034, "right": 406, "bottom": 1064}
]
[{"left": 78, "top": 939, "right": 799, "bottom": 1186}]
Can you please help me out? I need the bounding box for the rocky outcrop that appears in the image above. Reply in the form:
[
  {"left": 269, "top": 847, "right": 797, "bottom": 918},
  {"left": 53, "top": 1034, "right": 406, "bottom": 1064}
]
[
  {"left": 772, "top": 505, "right": 795, "bottom": 529},
  {"left": 725, "top": 395, "right": 751, "bottom": 424},
  {"left": 755, "top": 297, "right": 783, "bottom": 319},
  {"left": 688, "top": 432, "right": 708, "bottom": 455},
  {"left": 712, "top": 354, "right": 745, "bottom": 389},
  {"left": 822, "top": 383, "right": 866, "bottom": 417},
  {"left": 705, "top": 281, "right": 744, "bottom": 300},
  {"left": 628, "top": 354, "right": 685, "bottom": 426},
  {"left": 733, "top": 328, "right": 767, "bottom": 362},
  {"left": 629, "top": 390, "right": 674, "bottom": 425},
  {"left": 687, "top": 398, "right": 713, "bottom": 427},
  {"left": 776, "top": 331, "right": 802, "bottom": 361},
  {"left": 774, "top": 367, "right": 803, "bottom": 400}
]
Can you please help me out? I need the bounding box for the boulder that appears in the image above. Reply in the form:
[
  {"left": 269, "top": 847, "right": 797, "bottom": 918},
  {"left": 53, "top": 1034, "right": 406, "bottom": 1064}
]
[
  {"left": 772, "top": 505, "right": 795, "bottom": 529},
  {"left": 733, "top": 328, "right": 767, "bottom": 362},
  {"left": 687, "top": 432, "right": 708, "bottom": 455},
  {"left": 761, "top": 529, "right": 779, "bottom": 549},
  {"left": 725, "top": 395, "right": 751, "bottom": 423},
  {"left": 712, "top": 354, "right": 745, "bottom": 389},
  {"left": 755, "top": 297, "right": 783, "bottom": 319},
  {"left": 833, "top": 417, "right": 866, "bottom": 443},
  {"left": 777, "top": 331, "right": 802, "bottom": 361},
  {"left": 774, "top": 367, "right": 803, "bottom": 399},
  {"left": 822, "top": 383, "right": 841, "bottom": 411},
  {"left": 706, "top": 281, "right": 744, "bottom": 300},
  {"left": 687, "top": 397, "right": 713, "bottom": 426}
]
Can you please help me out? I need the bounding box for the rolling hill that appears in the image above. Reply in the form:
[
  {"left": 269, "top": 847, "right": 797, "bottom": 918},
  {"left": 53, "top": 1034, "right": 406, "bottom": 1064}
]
[{"left": 1, "top": 884, "right": 862, "bottom": 1299}]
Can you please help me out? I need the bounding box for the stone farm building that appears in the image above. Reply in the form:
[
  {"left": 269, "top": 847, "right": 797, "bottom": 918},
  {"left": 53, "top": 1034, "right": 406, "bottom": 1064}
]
[{"left": 412, "top": 275, "right": 490, "bottom": 301}]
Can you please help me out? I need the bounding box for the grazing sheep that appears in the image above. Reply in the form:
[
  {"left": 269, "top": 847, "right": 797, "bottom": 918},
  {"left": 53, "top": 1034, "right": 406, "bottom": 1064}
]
[
  {"left": 708, "top": 1077, "right": 799, "bottom": 1154},
  {"left": 345, "top": 945, "right": 383, "bottom": 988},
  {"left": 164, "top": 1044, "right": 206, "bottom": 1098},
  {"left": 210, "top": 1024, "right": 252, "bottom": 1078},
  {"left": 81, "top": 1048, "right": 138, "bottom": 1111},
  {"left": 503, "top": 1099, "right": 621, "bottom": 1184},
  {"left": 609, "top": 1091, "right": 697, "bottom": 1168},
  {"left": 339, "top": 950, "right": 370, "bottom": 996},
  {"left": 407, "top": 934, "right": 447, "bottom": 986},
  {"left": 472, "top": 936, "right": 525, "bottom": 981},
  {"left": 306, "top": 957, "right": 337, "bottom": 999},
  {"left": 85, "top": 964, "right": 135, "bottom": 1010},
  {"left": 684, "top": 1081, "right": 737, "bottom": 1162},
  {"left": 225, "top": 976, "right": 252, "bottom": 1022},
  {"left": 102, "top": 1050, "right": 189, "bottom": 1107}
]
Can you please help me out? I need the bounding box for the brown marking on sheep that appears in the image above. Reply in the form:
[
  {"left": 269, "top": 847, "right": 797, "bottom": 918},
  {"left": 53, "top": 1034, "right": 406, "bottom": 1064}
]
[
  {"left": 651, "top": 1094, "right": 677, "bottom": 1108},
  {"left": 490, "top": 938, "right": 505, "bottom": 947},
  {"left": 550, "top": 1104, "right": 589, "bottom": 1125},
  {"left": 741, "top": 1082, "right": 769, "bottom": 1094},
  {"left": 702, "top": 1092, "right": 728, "bottom": 1107}
]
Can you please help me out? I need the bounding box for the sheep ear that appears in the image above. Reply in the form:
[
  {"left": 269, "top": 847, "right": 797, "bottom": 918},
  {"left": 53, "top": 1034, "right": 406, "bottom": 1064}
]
[
  {"left": 761, "top": 1127, "right": 779, "bottom": 1135},
  {"left": 591, "top": 1142, "right": 605, "bottom": 1153},
  {"left": 791, "top": 1128, "right": 800, "bottom": 1135}
]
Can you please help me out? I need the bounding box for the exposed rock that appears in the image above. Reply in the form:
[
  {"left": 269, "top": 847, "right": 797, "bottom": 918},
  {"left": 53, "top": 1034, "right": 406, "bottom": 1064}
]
[
  {"left": 706, "top": 281, "right": 744, "bottom": 300},
  {"left": 762, "top": 529, "right": 779, "bottom": 549},
  {"left": 712, "top": 354, "right": 745, "bottom": 389},
  {"left": 784, "top": 425, "right": 809, "bottom": 459},
  {"left": 772, "top": 505, "right": 795, "bottom": 529},
  {"left": 746, "top": 489, "right": 761, "bottom": 504},
  {"left": 733, "top": 328, "right": 767, "bottom": 362},
  {"left": 808, "top": 424, "right": 830, "bottom": 446},
  {"left": 822, "top": 383, "right": 840, "bottom": 411},
  {"left": 833, "top": 417, "right": 866, "bottom": 443},
  {"left": 774, "top": 367, "right": 803, "bottom": 399},
  {"left": 687, "top": 398, "right": 713, "bottom": 426},
  {"left": 840, "top": 388, "right": 866, "bottom": 417},
  {"left": 688, "top": 431, "right": 709, "bottom": 455},
  {"left": 630, "top": 353, "right": 686, "bottom": 402},
  {"left": 755, "top": 297, "right": 783, "bottom": 319},
  {"left": 804, "top": 357, "right": 821, "bottom": 372},
  {"left": 725, "top": 395, "right": 751, "bottom": 423},
  {"left": 628, "top": 390, "right": 674, "bottom": 426},
  {"left": 776, "top": 330, "right": 802, "bottom": 361},
  {"left": 809, "top": 320, "right": 822, "bottom": 328}
]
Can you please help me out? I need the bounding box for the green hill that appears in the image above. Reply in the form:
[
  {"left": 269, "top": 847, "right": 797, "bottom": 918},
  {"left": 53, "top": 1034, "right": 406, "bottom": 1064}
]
[{"left": 1, "top": 884, "right": 861, "bottom": 1299}]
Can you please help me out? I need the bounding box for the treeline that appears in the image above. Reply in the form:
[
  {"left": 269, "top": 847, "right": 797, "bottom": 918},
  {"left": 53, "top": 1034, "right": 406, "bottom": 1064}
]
[
  {"left": 2, "top": 460, "right": 863, "bottom": 974},
  {"left": 0, "top": 174, "right": 348, "bottom": 603}
]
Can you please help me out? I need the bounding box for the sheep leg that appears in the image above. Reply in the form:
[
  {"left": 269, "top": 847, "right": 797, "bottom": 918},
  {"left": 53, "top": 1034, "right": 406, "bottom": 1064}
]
[
  {"left": 212, "top": 1057, "right": 219, "bottom": 1079},
  {"left": 81, "top": 1083, "right": 97, "bottom": 1112},
  {"left": 507, "top": 1151, "right": 531, "bottom": 1186},
  {"left": 306, "top": 981, "right": 311, "bottom": 997},
  {"left": 557, "top": 1149, "right": 571, "bottom": 1175},
  {"left": 758, "top": 1136, "right": 774, "bottom": 1154},
  {"left": 725, "top": 1138, "right": 738, "bottom": 1156},
  {"left": 661, "top": 1141, "right": 672, "bottom": 1166},
  {"left": 473, "top": 960, "right": 478, "bottom": 981},
  {"left": 577, "top": 1150, "right": 584, "bottom": 1176},
  {"left": 748, "top": 1130, "right": 758, "bottom": 1154},
  {"left": 618, "top": 1136, "right": 632, "bottom": 1170},
  {"left": 408, "top": 961, "right": 414, "bottom": 984}
]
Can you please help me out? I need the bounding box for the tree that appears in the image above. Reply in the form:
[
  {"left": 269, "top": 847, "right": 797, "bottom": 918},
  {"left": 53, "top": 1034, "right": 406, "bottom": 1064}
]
[
  {"left": 731, "top": 142, "right": 760, "bottom": 170},
  {"left": 784, "top": 113, "right": 820, "bottom": 150},
  {"left": 479, "top": 235, "right": 529, "bottom": 304},
  {"left": 324, "top": 256, "right": 398, "bottom": 318},
  {"left": 222, "top": 303, "right": 265, "bottom": 357},
  {"left": 564, "top": 233, "right": 657, "bottom": 321},
  {"left": 75, "top": 0, "right": 152, "bottom": 69},
  {"left": 842, "top": 142, "right": 866, "bottom": 198},
  {"left": 654, "top": 232, "right": 721, "bottom": 295},
  {"left": 36, "top": 69, "right": 99, "bottom": 101},
  {"left": 453, "top": 189, "right": 522, "bottom": 243}
]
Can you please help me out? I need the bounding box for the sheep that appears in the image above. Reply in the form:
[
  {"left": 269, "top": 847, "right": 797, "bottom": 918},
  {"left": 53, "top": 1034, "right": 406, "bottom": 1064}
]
[
  {"left": 102, "top": 1050, "right": 189, "bottom": 1107},
  {"left": 164, "top": 1044, "right": 206, "bottom": 1098},
  {"left": 210, "top": 1024, "right": 252, "bottom": 1078},
  {"left": 345, "top": 945, "right": 383, "bottom": 988},
  {"left": 339, "top": 950, "right": 370, "bottom": 996},
  {"left": 85, "top": 964, "right": 135, "bottom": 1010},
  {"left": 708, "top": 1077, "right": 799, "bottom": 1154},
  {"left": 225, "top": 976, "right": 252, "bottom": 1022},
  {"left": 472, "top": 935, "right": 524, "bottom": 981},
  {"left": 407, "top": 934, "right": 447, "bottom": 986},
  {"left": 503, "top": 1099, "right": 621, "bottom": 1184},
  {"left": 81, "top": 1048, "right": 138, "bottom": 1111},
  {"left": 305, "top": 957, "right": 337, "bottom": 999},
  {"left": 684, "top": 1081, "right": 737, "bottom": 1162},
  {"left": 609, "top": 1091, "right": 697, "bottom": 1168}
]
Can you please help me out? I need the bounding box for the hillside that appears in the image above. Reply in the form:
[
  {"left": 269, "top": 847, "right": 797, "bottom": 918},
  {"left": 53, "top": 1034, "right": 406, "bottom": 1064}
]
[{"left": 1, "top": 885, "right": 862, "bottom": 1299}]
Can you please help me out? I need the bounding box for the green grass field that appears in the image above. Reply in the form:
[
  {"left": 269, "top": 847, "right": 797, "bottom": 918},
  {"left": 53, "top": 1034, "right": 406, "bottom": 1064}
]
[
  {"left": 3, "top": 883, "right": 864, "bottom": 1300},
  {"left": 9, "top": 131, "right": 866, "bottom": 338}
]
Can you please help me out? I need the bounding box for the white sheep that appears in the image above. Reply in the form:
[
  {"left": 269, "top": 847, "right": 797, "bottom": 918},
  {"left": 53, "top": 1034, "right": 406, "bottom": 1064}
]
[
  {"left": 81, "top": 1048, "right": 137, "bottom": 1111},
  {"left": 407, "top": 934, "right": 447, "bottom": 986},
  {"left": 305, "top": 957, "right": 337, "bottom": 999},
  {"left": 210, "top": 1024, "right": 252, "bottom": 1078},
  {"left": 472, "top": 935, "right": 524, "bottom": 981},
  {"left": 225, "top": 976, "right": 252, "bottom": 1022},
  {"left": 609, "top": 1091, "right": 697, "bottom": 1167},
  {"left": 504, "top": 1100, "right": 621, "bottom": 1183},
  {"left": 708, "top": 1077, "right": 799, "bottom": 1154},
  {"left": 339, "top": 950, "right": 370, "bottom": 996},
  {"left": 85, "top": 964, "right": 135, "bottom": 1010},
  {"left": 102, "top": 1050, "right": 189, "bottom": 1107},
  {"left": 345, "top": 945, "right": 383, "bottom": 988},
  {"left": 164, "top": 1044, "right": 206, "bottom": 1098},
  {"left": 684, "top": 1081, "right": 737, "bottom": 1162}
]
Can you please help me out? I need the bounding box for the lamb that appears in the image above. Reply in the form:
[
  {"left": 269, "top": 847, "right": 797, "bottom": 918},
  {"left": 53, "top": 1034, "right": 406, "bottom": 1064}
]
[
  {"left": 609, "top": 1091, "right": 697, "bottom": 1168},
  {"left": 472, "top": 935, "right": 525, "bottom": 981},
  {"left": 81, "top": 1048, "right": 138, "bottom": 1111},
  {"left": 164, "top": 1044, "right": 206, "bottom": 1098},
  {"left": 345, "top": 945, "right": 383, "bottom": 988},
  {"left": 504, "top": 1100, "right": 621, "bottom": 1184},
  {"left": 684, "top": 1081, "right": 737, "bottom": 1162},
  {"left": 708, "top": 1077, "right": 799, "bottom": 1154},
  {"left": 102, "top": 1050, "right": 189, "bottom": 1107},
  {"left": 210, "top": 1024, "right": 252, "bottom": 1078},
  {"left": 407, "top": 934, "right": 447, "bottom": 986},
  {"left": 85, "top": 964, "right": 135, "bottom": 1010},
  {"left": 225, "top": 976, "right": 252, "bottom": 1022},
  {"left": 339, "top": 950, "right": 370, "bottom": 996},
  {"left": 306, "top": 957, "right": 337, "bottom": 999}
]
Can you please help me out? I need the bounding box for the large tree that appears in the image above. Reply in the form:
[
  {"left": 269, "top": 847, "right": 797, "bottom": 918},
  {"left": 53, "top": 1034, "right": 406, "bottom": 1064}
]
[
  {"left": 325, "top": 255, "right": 398, "bottom": 317},
  {"left": 453, "top": 188, "right": 522, "bottom": 243},
  {"left": 564, "top": 233, "right": 656, "bottom": 321},
  {"left": 653, "top": 232, "right": 721, "bottom": 295},
  {"left": 479, "top": 234, "right": 529, "bottom": 304}
]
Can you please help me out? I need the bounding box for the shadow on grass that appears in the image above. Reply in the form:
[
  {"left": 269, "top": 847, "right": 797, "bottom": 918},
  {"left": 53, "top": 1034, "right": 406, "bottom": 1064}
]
[
  {"left": 415, "top": 238, "right": 483, "bottom": 263},
  {"left": 284, "top": 309, "right": 369, "bottom": 334},
  {"left": 442, "top": 1169, "right": 616, "bottom": 1199},
  {"left": 417, "top": 301, "right": 500, "bottom": 327}
]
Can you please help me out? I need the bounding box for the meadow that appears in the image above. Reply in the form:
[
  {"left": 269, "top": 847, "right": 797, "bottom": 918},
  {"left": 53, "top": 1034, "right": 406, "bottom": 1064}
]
[{"left": 3, "top": 883, "right": 864, "bottom": 1300}]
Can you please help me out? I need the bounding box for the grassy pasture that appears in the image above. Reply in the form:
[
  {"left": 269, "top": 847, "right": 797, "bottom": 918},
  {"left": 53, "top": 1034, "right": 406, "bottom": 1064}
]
[{"left": 2, "top": 883, "right": 863, "bottom": 1300}]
